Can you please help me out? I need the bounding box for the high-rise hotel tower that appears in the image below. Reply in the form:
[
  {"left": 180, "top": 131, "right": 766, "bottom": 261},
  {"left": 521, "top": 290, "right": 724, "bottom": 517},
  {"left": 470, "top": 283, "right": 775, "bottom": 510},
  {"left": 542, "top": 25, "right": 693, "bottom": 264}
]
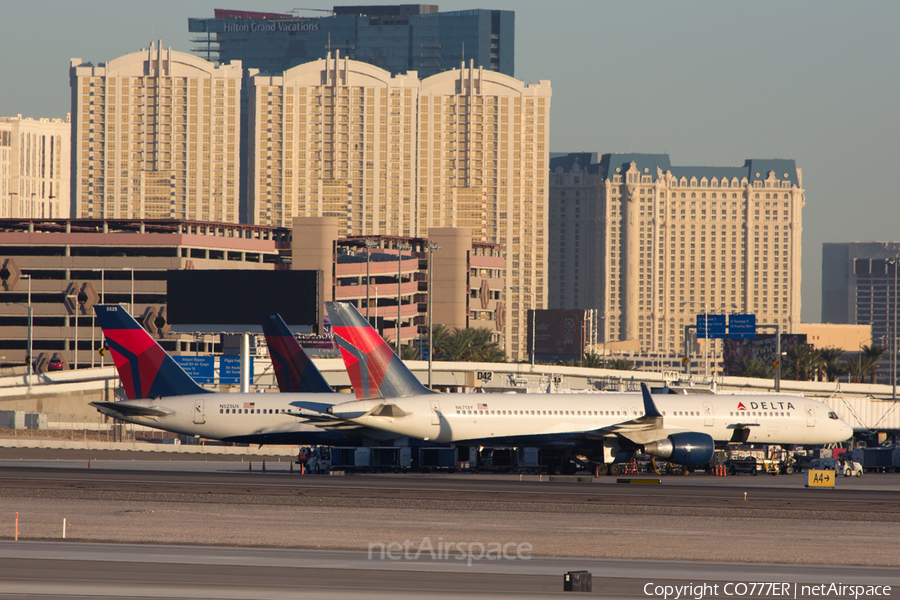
[
  {"left": 250, "top": 54, "right": 551, "bottom": 360},
  {"left": 549, "top": 153, "right": 804, "bottom": 356},
  {"left": 69, "top": 43, "right": 243, "bottom": 221}
]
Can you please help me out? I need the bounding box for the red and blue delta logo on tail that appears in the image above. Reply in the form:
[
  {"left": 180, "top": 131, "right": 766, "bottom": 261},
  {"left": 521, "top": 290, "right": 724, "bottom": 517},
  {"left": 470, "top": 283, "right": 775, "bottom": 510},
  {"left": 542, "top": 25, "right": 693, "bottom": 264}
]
[
  {"left": 325, "top": 302, "right": 433, "bottom": 400},
  {"left": 94, "top": 305, "right": 207, "bottom": 399},
  {"left": 260, "top": 313, "right": 333, "bottom": 394}
]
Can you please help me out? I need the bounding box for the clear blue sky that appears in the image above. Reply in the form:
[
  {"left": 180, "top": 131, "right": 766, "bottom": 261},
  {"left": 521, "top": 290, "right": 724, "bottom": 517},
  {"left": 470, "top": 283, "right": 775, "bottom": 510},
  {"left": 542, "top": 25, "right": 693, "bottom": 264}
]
[{"left": 3, "top": 0, "right": 898, "bottom": 323}]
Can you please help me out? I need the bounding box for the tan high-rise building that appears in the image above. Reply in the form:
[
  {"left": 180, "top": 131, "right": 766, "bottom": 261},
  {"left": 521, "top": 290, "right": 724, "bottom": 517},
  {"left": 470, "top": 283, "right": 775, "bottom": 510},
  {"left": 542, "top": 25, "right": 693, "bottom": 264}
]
[
  {"left": 549, "top": 153, "right": 804, "bottom": 356},
  {"left": 251, "top": 54, "right": 551, "bottom": 360},
  {"left": 69, "top": 42, "right": 243, "bottom": 221},
  {"left": 0, "top": 116, "right": 70, "bottom": 219}
]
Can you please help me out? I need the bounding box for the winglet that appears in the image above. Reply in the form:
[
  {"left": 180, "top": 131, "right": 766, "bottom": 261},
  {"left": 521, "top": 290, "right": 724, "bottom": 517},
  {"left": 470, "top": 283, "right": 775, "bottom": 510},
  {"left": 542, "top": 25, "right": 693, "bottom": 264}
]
[
  {"left": 94, "top": 304, "right": 209, "bottom": 399},
  {"left": 260, "top": 313, "right": 333, "bottom": 394},
  {"left": 640, "top": 382, "right": 662, "bottom": 418},
  {"left": 325, "top": 301, "right": 433, "bottom": 399}
]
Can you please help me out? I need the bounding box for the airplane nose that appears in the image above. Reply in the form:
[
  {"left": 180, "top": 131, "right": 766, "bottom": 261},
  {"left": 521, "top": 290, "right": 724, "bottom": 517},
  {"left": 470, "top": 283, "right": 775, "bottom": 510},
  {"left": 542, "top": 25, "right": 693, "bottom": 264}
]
[{"left": 841, "top": 421, "right": 853, "bottom": 441}]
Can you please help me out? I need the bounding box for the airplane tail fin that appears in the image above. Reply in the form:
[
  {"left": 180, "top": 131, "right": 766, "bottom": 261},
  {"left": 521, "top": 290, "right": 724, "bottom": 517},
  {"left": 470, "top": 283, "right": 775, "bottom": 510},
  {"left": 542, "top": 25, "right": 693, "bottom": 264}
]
[
  {"left": 94, "top": 304, "right": 208, "bottom": 399},
  {"left": 640, "top": 383, "right": 663, "bottom": 418},
  {"left": 325, "top": 301, "right": 433, "bottom": 399},
  {"left": 261, "top": 313, "right": 333, "bottom": 394}
]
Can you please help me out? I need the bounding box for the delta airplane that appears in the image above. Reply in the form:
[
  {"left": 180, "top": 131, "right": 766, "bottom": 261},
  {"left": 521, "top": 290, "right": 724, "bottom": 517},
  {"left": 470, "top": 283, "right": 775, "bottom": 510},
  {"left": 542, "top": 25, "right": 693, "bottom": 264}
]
[
  {"left": 324, "top": 301, "right": 853, "bottom": 473},
  {"left": 91, "top": 305, "right": 398, "bottom": 446}
]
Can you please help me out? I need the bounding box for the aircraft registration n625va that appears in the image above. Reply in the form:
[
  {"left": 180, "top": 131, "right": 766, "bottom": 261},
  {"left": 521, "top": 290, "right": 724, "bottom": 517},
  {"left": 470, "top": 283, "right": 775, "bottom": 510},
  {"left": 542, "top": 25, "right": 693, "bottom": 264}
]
[{"left": 324, "top": 302, "right": 853, "bottom": 470}]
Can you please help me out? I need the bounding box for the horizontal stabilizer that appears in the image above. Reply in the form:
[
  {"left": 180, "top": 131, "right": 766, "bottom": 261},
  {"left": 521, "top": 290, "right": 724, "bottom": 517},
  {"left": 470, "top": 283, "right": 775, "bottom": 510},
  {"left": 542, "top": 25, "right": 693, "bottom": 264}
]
[
  {"left": 285, "top": 409, "right": 363, "bottom": 430},
  {"left": 285, "top": 408, "right": 342, "bottom": 422},
  {"left": 91, "top": 401, "right": 172, "bottom": 419}
]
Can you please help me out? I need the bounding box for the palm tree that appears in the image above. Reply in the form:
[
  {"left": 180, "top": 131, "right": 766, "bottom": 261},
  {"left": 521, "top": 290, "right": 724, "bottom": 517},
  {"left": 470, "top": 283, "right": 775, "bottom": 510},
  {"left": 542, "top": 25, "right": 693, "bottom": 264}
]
[
  {"left": 861, "top": 345, "right": 887, "bottom": 384},
  {"left": 843, "top": 355, "right": 867, "bottom": 383},
  {"left": 785, "top": 344, "right": 817, "bottom": 381},
  {"left": 581, "top": 352, "right": 605, "bottom": 368},
  {"left": 441, "top": 327, "right": 476, "bottom": 361},
  {"left": 466, "top": 328, "right": 506, "bottom": 362},
  {"left": 432, "top": 326, "right": 506, "bottom": 362},
  {"left": 607, "top": 358, "right": 633, "bottom": 371},
  {"left": 430, "top": 324, "right": 450, "bottom": 360},
  {"left": 733, "top": 357, "right": 775, "bottom": 379},
  {"left": 817, "top": 347, "right": 846, "bottom": 382}
]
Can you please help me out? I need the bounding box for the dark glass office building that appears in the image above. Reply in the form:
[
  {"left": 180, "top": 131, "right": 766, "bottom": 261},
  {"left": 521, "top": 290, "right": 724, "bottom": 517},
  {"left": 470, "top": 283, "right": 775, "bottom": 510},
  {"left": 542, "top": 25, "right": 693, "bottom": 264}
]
[{"left": 188, "top": 5, "right": 514, "bottom": 78}]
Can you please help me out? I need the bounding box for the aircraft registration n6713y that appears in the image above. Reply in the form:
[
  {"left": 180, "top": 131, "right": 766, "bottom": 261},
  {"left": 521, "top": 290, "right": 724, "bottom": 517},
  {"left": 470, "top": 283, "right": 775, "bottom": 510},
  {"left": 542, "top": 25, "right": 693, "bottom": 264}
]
[
  {"left": 91, "top": 304, "right": 399, "bottom": 447},
  {"left": 325, "top": 302, "right": 853, "bottom": 472}
]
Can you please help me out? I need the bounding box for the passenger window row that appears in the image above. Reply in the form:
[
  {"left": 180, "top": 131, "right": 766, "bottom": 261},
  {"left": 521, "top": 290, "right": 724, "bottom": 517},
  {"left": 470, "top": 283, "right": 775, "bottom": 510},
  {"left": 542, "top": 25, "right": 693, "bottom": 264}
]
[
  {"left": 455, "top": 409, "right": 642, "bottom": 417},
  {"left": 220, "top": 408, "right": 289, "bottom": 415}
]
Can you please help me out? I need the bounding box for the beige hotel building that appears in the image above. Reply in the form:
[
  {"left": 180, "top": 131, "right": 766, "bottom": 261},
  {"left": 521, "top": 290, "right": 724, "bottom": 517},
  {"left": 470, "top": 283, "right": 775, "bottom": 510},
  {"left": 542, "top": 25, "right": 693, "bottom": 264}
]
[
  {"left": 549, "top": 153, "right": 804, "bottom": 356},
  {"left": 0, "top": 115, "right": 70, "bottom": 219},
  {"left": 249, "top": 54, "right": 551, "bottom": 360},
  {"left": 69, "top": 43, "right": 243, "bottom": 222}
]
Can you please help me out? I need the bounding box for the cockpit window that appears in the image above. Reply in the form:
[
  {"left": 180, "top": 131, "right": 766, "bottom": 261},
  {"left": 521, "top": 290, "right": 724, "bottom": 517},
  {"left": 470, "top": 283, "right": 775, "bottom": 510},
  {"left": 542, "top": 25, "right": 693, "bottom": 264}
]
[{"left": 828, "top": 411, "right": 839, "bottom": 420}]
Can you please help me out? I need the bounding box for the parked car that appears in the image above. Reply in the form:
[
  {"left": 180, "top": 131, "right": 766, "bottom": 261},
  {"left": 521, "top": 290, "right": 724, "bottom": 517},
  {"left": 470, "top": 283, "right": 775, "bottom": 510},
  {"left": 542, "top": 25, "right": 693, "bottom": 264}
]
[{"left": 47, "top": 358, "right": 64, "bottom": 371}]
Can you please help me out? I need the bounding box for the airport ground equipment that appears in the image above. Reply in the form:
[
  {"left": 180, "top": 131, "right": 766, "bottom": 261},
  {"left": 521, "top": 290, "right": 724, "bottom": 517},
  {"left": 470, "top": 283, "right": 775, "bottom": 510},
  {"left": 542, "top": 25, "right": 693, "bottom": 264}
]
[
  {"left": 808, "top": 456, "right": 841, "bottom": 474},
  {"left": 850, "top": 447, "right": 900, "bottom": 473},
  {"left": 327, "top": 446, "right": 412, "bottom": 472},
  {"left": 458, "top": 447, "right": 541, "bottom": 473},
  {"left": 418, "top": 447, "right": 458, "bottom": 471},
  {"left": 305, "top": 446, "right": 412, "bottom": 473},
  {"left": 842, "top": 460, "right": 863, "bottom": 477}
]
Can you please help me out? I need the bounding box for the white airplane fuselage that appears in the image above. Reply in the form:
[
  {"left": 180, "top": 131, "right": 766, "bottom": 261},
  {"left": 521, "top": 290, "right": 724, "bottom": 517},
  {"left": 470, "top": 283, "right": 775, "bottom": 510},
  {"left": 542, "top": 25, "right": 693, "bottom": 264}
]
[
  {"left": 329, "top": 392, "right": 853, "bottom": 447},
  {"left": 96, "top": 393, "right": 395, "bottom": 446}
]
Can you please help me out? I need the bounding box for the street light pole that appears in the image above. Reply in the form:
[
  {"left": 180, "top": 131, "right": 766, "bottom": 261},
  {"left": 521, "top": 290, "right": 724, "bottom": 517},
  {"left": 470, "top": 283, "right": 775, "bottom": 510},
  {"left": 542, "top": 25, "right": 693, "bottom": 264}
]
[
  {"left": 66, "top": 292, "right": 79, "bottom": 370},
  {"left": 26, "top": 275, "right": 31, "bottom": 390},
  {"left": 530, "top": 290, "right": 535, "bottom": 367},
  {"left": 365, "top": 238, "right": 377, "bottom": 324},
  {"left": 396, "top": 242, "right": 411, "bottom": 349},
  {"left": 7, "top": 275, "right": 32, "bottom": 391},
  {"left": 427, "top": 241, "right": 441, "bottom": 389},
  {"left": 511, "top": 286, "right": 535, "bottom": 366},
  {"left": 373, "top": 286, "right": 378, "bottom": 335},
  {"left": 889, "top": 258, "right": 899, "bottom": 400},
  {"left": 125, "top": 268, "right": 134, "bottom": 315},
  {"left": 775, "top": 323, "right": 781, "bottom": 393},
  {"left": 702, "top": 303, "right": 709, "bottom": 377}
]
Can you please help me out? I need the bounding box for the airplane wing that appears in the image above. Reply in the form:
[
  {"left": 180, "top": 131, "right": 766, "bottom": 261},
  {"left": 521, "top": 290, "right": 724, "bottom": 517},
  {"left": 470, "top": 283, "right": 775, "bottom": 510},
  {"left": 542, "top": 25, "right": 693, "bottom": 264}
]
[
  {"left": 579, "top": 384, "right": 716, "bottom": 465},
  {"left": 580, "top": 384, "right": 687, "bottom": 445},
  {"left": 90, "top": 401, "right": 173, "bottom": 419}
]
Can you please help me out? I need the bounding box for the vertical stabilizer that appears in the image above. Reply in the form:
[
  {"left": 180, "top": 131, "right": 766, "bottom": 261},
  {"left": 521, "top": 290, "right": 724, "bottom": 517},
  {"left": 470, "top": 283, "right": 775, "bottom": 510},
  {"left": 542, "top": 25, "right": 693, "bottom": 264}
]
[
  {"left": 94, "top": 304, "right": 208, "bottom": 399},
  {"left": 261, "top": 313, "right": 333, "bottom": 394},
  {"left": 325, "top": 301, "right": 433, "bottom": 399}
]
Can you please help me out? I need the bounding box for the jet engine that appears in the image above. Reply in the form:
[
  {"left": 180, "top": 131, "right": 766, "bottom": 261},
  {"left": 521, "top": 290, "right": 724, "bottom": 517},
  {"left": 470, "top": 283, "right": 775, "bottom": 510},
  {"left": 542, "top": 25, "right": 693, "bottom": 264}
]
[{"left": 642, "top": 432, "right": 714, "bottom": 466}]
